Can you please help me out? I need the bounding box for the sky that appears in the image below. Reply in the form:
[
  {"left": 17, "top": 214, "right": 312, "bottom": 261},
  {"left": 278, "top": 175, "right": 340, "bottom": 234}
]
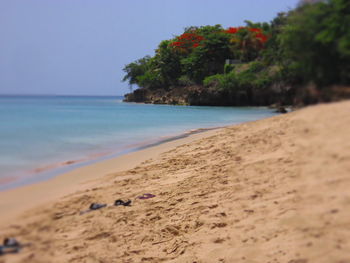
[{"left": 0, "top": 0, "right": 300, "bottom": 96}]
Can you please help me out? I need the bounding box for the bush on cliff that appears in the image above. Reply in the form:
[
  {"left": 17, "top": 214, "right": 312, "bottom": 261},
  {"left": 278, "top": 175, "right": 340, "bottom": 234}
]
[
  {"left": 123, "top": 0, "right": 350, "bottom": 106},
  {"left": 279, "top": 0, "right": 350, "bottom": 87},
  {"left": 123, "top": 23, "right": 269, "bottom": 90}
]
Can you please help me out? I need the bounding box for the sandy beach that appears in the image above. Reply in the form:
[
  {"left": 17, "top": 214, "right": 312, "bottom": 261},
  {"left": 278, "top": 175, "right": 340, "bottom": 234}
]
[{"left": 0, "top": 101, "right": 349, "bottom": 263}]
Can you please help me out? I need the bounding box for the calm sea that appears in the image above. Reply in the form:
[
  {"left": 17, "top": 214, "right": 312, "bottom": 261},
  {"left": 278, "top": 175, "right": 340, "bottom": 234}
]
[{"left": 0, "top": 95, "right": 277, "bottom": 190}]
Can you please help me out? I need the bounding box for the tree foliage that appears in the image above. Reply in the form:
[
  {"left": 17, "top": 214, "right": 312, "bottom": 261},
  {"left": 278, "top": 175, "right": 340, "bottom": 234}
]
[
  {"left": 123, "top": 23, "right": 269, "bottom": 88},
  {"left": 123, "top": 0, "right": 350, "bottom": 105},
  {"left": 122, "top": 56, "right": 151, "bottom": 87},
  {"left": 279, "top": 0, "right": 350, "bottom": 86}
]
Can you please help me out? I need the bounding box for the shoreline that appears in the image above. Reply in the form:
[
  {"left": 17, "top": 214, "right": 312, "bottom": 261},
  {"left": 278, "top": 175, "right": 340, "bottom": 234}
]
[
  {"left": 0, "top": 101, "right": 348, "bottom": 262},
  {"left": 0, "top": 127, "right": 221, "bottom": 226},
  {"left": 0, "top": 126, "right": 224, "bottom": 192},
  {"left": 1, "top": 94, "right": 278, "bottom": 192}
]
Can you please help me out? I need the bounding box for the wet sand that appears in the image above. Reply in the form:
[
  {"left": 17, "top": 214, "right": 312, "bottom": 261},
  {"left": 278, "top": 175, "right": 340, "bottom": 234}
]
[
  {"left": 0, "top": 101, "right": 349, "bottom": 263},
  {"left": 0, "top": 130, "right": 219, "bottom": 227},
  {"left": 2, "top": 127, "right": 221, "bottom": 191}
]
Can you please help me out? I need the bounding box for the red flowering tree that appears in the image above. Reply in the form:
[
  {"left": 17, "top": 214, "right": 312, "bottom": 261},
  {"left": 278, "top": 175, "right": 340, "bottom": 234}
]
[
  {"left": 170, "top": 32, "right": 205, "bottom": 53},
  {"left": 224, "top": 27, "right": 269, "bottom": 61}
]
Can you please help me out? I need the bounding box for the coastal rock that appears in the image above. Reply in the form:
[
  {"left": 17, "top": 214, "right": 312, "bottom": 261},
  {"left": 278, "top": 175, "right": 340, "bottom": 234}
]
[
  {"left": 124, "top": 85, "right": 292, "bottom": 106},
  {"left": 276, "top": 106, "right": 288, "bottom": 113},
  {"left": 124, "top": 88, "right": 149, "bottom": 102}
]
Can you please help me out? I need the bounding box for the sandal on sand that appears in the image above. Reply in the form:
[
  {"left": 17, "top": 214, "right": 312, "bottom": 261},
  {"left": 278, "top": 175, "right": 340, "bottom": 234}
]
[
  {"left": 0, "top": 245, "right": 21, "bottom": 256},
  {"left": 0, "top": 238, "right": 28, "bottom": 256},
  {"left": 114, "top": 199, "right": 132, "bottom": 206},
  {"left": 80, "top": 199, "right": 131, "bottom": 215},
  {"left": 80, "top": 203, "right": 107, "bottom": 215},
  {"left": 4, "top": 238, "right": 20, "bottom": 247},
  {"left": 137, "top": 193, "right": 155, "bottom": 200},
  {"left": 89, "top": 203, "right": 107, "bottom": 210}
]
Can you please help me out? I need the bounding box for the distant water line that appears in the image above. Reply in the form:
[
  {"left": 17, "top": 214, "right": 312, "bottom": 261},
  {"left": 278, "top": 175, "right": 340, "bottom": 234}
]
[{"left": 0, "top": 95, "right": 277, "bottom": 191}]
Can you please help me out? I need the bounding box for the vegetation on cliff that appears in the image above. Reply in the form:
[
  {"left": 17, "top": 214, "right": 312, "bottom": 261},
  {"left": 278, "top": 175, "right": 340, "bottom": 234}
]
[{"left": 123, "top": 0, "right": 350, "bottom": 106}]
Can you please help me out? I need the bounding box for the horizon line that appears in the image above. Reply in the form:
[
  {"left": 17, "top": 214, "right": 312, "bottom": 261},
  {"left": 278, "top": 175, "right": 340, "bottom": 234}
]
[{"left": 0, "top": 93, "right": 125, "bottom": 97}]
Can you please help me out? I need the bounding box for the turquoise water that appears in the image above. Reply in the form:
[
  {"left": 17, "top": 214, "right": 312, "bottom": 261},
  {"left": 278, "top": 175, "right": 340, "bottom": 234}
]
[{"left": 0, "top": 95, "right": 277, "bottom": 190}]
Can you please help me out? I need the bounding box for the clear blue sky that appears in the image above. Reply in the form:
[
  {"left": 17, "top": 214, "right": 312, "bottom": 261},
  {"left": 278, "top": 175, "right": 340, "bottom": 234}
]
[{"left": 0, "top": 0, "right": 299, "bottom": 96}]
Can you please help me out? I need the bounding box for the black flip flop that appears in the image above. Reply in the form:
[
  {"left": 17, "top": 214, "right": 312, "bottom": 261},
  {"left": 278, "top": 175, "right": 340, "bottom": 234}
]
[
  {"left": 4, "top": 238, "right": 20, "bottom": 247},
  {"left": 114, "top": 199, "right": 132, "bottom": 206},
  {"left": 80, "top": 203, "right": 107, "bottom": 215},
  {"left": 0, "top": 238, "right": 29, "bottom": 256},
  {"left": 89, "top": 203, "right": 107, "bottom": 210},
  {"left": 0, "top": 245, "right": 20, "bottom": 256}
]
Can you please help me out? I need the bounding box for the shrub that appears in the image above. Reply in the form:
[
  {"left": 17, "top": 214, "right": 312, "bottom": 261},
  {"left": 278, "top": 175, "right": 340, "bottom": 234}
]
[
  {"left": 224, "top": 64, "right": 235, "bottom": 74},
  {"left": 203, "top": 74, "right": 224, "bottom": 88}
]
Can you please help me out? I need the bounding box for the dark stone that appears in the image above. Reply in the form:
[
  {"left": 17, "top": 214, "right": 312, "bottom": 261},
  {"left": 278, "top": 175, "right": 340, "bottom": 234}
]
[{"left": 276, "top": 106, "right": 288, "bottom": 113}]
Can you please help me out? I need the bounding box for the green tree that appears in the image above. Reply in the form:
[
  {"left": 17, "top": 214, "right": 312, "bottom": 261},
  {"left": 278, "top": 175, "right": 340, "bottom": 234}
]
[
  {"left": 122, "top": 56, "right": 151, "bottom": 88},
  {"left": 153, "top": 40, "right": 183, "bottom": 87},
  {"left": 181, "top": 29, "right": 232, "bottom": 83},
  {"left": 261, "top": 12, "right": 288, "bottom": 65},
  {"left": 279, "top": 0, "right": 350, "bottom": 86}
]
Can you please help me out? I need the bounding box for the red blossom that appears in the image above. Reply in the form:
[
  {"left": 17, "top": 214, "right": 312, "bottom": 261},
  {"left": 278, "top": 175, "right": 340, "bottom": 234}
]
[
  {"left": 225, "top": 27, "right": 238, "bottom": 34},
  {"left": 170, "top": 41, "right": 183, "bottom": 47},
  {"left": 225, "top": 26, "right": 269, "bottom": 48},
  {"left": 249, "top": 28, "right": 262, "bottom": 33},
  {"left": 170, "top": 32, "right": 205, "bottom": 50},
  {"left": 256, "top": 33, "right": 268, "bottom": 43}
]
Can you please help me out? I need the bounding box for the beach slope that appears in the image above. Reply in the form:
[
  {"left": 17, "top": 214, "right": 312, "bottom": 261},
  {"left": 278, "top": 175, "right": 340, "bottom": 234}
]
[{"left": 1, "top": 101, "right": 349, "bottom": 263}]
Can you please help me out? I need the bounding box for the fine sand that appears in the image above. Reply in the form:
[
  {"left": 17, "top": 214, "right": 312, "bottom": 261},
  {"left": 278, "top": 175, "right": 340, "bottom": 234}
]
[{"left": 0, "top": 101, "right": 349, "bottom": 263}]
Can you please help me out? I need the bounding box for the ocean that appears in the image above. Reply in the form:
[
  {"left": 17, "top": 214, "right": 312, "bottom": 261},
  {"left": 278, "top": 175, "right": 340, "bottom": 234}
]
[{"left": 0, "top": 95, "right": 277, "bottom": 190}]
